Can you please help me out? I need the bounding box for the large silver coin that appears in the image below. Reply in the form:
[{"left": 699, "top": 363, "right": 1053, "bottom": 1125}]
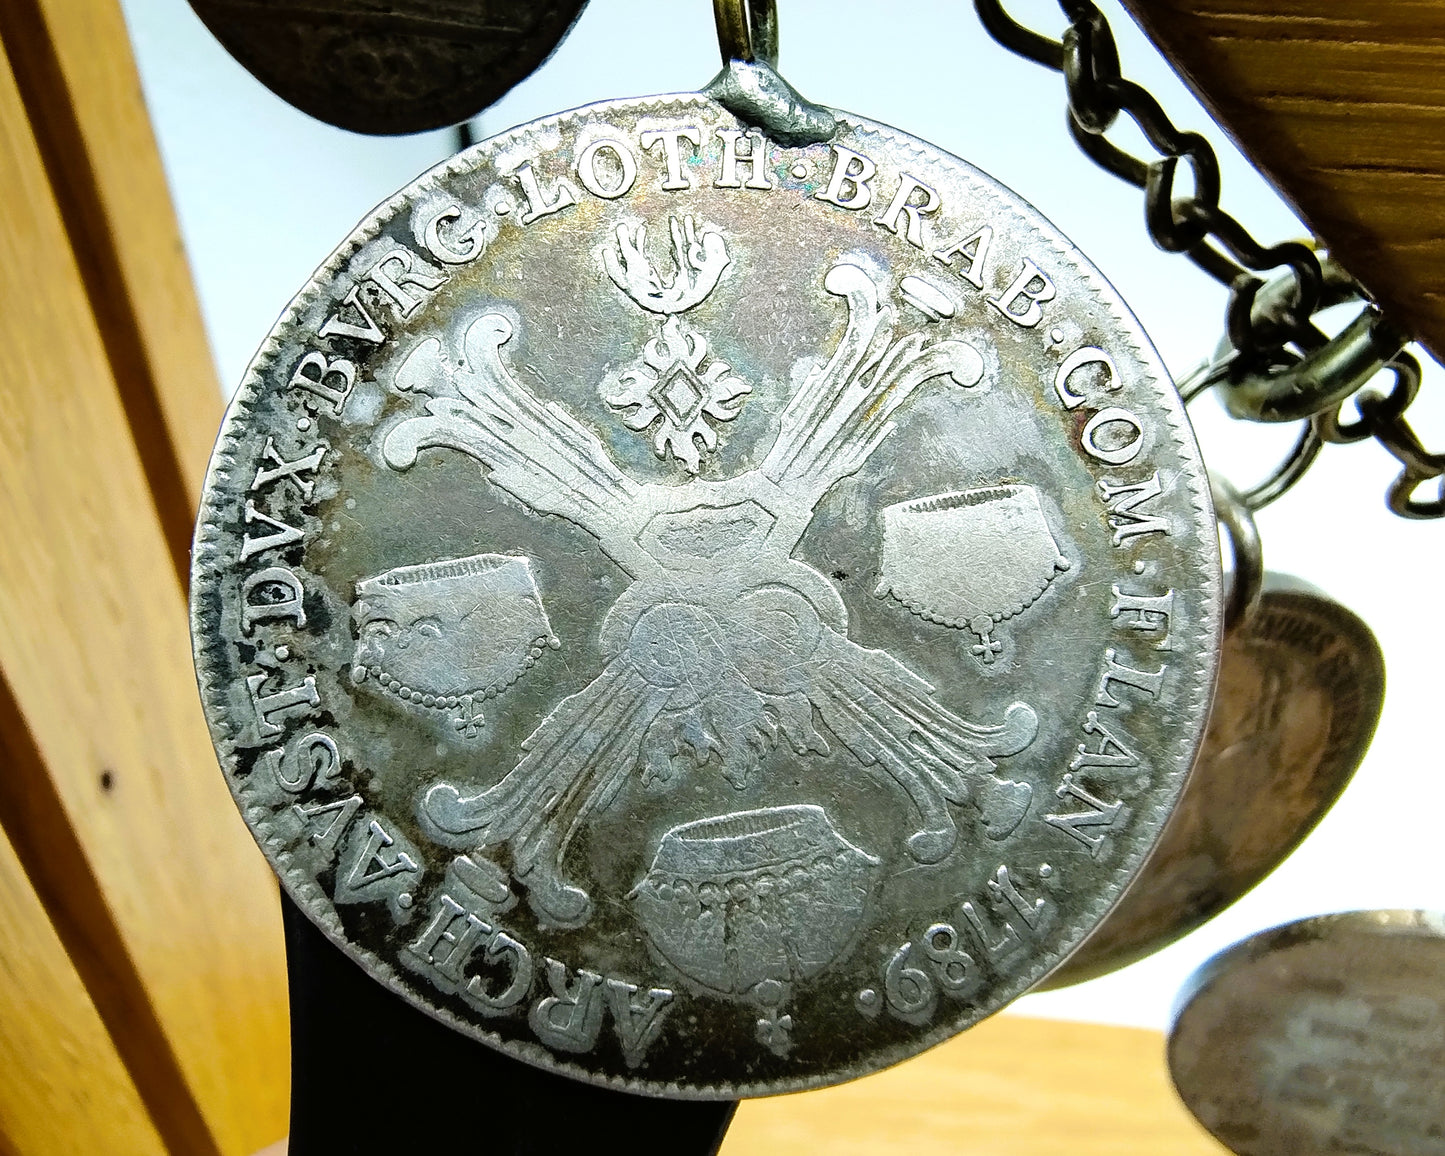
[
  {"left": 1044, "top": 580, "right": 1383, "bottom": 988},
  {"left": 1170, "top": 911, "right": 1445, "bottom": 1155},
  {"left": 191, "top": 94, "right": 1220, "bottom": 1095}
]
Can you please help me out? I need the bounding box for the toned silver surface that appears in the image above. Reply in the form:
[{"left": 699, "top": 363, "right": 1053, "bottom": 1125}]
[
  {"left": 187, "top": 0, "right": 588, "bottom": 134},
  {"left": 1171, "top": 911, "right": 1445, "bottom": 1156},
  {"left": 191, "top": 93, "right": 1219, "bottom": 1095},
  {"left": 1046, "top": 580, "right": 1382, "bottom": 988}
]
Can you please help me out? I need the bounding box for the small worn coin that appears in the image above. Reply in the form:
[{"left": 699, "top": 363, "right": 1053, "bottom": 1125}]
[
  {"left": 191, "top": 93, "right": 1219, "bottom": 1095},
  {"left": 187, "top": 0, "right": 589, "bottom": 134},
  {"left": 1170, "top": 910, "right": 1445, "bottom": 1156},
  {"left": 1043, "top": 579, "right": 1383, "bottom": 988}
]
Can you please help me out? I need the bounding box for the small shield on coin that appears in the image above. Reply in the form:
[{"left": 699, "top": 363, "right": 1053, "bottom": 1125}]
[
  {"left": 876, "top": 484, "right": 1070, "bottom": 663},
  {"left": 351, "top": 553, "right": 558, "bottom": 735}
]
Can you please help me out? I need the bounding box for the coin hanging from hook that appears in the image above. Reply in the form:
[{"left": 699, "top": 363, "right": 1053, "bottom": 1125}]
[
  {"left": 1169, "top": 911, "right": 1445, "bottom": 1156},
  {"left": 190, "top": 0, "right": 1222, "bottom": 1094},
  {"left": 1042, "top": 577, "right": 1383, "bottom": 989},
  {"left": 187, "top": 0, "right": 590, "bottom": 135}
]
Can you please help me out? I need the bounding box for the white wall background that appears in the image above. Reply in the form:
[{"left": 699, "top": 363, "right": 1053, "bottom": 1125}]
[{"left": 120, "top": 0, "right": 1443, "bottom": 1033}]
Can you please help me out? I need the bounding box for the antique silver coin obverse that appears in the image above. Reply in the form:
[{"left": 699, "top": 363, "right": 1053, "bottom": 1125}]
[
  {"left": 191, "top": 91, "right": 1220, "bottom": 1095},
  {"left": 1170, "top": 911, "right": 1445, "bottom": 1156}
]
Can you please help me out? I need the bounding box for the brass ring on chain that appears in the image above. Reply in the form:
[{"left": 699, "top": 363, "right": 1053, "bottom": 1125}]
[
  {"left": 1181, "top": 349, "right": 1325, "bottom": 514},
  {"left": 1221, "top": 257, "right": 1407, "bottom": 427},
  {"left": 713, "top": 0, "right": 779, "bottom": 67}
]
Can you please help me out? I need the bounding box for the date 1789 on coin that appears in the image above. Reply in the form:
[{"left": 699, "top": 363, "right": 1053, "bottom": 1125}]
[{"left": 191, "top": 94, "right": 1220, "bottom": 1096}]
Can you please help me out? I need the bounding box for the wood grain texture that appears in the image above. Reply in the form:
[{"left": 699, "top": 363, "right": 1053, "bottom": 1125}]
[
  {"left": 0, "top": 34, "right": 288, "bottom": 1156},
  {"left": 724, "top": 1014, "right": 1226, "bottom": 1155},
  {"left": 1120, "top": 0, "right": 1445, "bottom": 362},
  {"left": 0, "top": 0, "right": 224, "bottom": 581},
  {"left": 0, "top": 823, "right": 166, "bottom": 1156}
]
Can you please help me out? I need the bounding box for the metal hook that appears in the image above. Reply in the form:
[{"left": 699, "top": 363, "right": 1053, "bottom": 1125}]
[
  {"left": 1212, "top": 475, "right": 1263, "bottom": 636},
  {"left": 1180, "top": 352, "right": 1324, "bottom": 515},
  {"left": 713, "top": 0, "right": 778, "bottom": 67},
  {"left": 1318, "top": 351, "right": 1420, "bottom": 445},
  {"left": 1219, "top": 256, "right": 1407, "bottom": 425}
]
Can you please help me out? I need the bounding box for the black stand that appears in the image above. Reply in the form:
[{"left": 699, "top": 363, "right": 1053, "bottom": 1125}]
[{"left": 282, "top": 896, "right": 738, "bottom": 1154}]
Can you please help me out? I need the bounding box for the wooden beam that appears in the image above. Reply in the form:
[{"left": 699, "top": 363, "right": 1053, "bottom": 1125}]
[
  {"left": 0, "top": 0, "right": 224, "bottom": 582},
  {"left": 0, "top": 30, "right": 288, "bottom": 1156},
  {"left": 0, "top": 821, "right": 165, "bottom": 1156},
  {"left": 1119, "top": 0, "right": 1445, "bottom": 363},
  {"left": 725, "top": 1015, "right": 1224, "bottom": 1155}
]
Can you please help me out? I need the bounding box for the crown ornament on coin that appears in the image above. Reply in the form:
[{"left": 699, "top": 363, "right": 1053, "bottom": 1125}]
[{"left": 191, "top": 3, "right": 1219, "bottom": 1096}]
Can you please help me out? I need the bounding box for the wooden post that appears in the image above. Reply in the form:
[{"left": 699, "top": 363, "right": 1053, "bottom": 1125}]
[
  {"left": 0, "top": 822, "right": 167, "bottom": 1155},
  {"left": 1120, "top": 0, "right": 1445, "bottom": 361},
  {"left": 0, "top": 9, "right": 289, "bottom": 1154}
]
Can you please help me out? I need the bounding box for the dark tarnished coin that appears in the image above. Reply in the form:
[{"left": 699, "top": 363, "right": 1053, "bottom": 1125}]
[
  {"left": 1044, "top": 579, "right": 1383, "bottom": 988},
  {"left": 191, "top": 93, "right": 1220, "bottom": 1095},
  {"left": 1170, "top": 911, "right": 1445, "bottom": 1156},
  {"left": 188, "top": 0, "right": 588, "bottom": 134}
]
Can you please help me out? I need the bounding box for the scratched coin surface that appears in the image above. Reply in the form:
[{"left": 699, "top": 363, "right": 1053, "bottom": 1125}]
[
  {"left": 1045, "top": 580, "right": 1382, "bottom": 988},
  {"left": 191, "top": 94, "right": 1220, "bottom": 1095},
  {"left": 188, "top": 0, "right": 588, "bottom": 134},
  {"left": 1170, "top": 911, "right": 1445, "bottom": 1156}
]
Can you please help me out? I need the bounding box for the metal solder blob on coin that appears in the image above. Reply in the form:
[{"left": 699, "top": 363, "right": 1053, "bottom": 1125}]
[{"left": 191, "top": 94, "right": 1220, "bottom": 1096}]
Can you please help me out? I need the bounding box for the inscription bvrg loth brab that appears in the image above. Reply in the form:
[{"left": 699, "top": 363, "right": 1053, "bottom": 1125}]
[{"left": 191, "top": 94, "right": 1220, "bottom": 1096}]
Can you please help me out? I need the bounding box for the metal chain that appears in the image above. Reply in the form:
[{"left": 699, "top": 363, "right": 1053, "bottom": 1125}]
[
  {"left": 1321, "top": 350, "right": 1445, "bottom": 519},
  {"left": 975, "top": 0, "right": 1322, "bottom": 349},
  {"left": 975, "top": 0, "right": 1444, "bottom": 519}
]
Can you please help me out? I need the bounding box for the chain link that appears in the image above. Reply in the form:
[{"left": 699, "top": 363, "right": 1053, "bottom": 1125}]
[
  {"left": 1333, "top": 351, "right": 1445, "bottom": 519},
  {"left": 975, "top": 0, "right": 1443, "bottom": 519},
  {"left": 976, "top": 0, "right": 1322, "bottom": 349}
]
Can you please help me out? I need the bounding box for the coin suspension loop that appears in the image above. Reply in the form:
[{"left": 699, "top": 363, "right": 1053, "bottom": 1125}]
[
  {"left": 713, "top": 0, "right": 778, "bottom": 66},
  {"left": 1211, "top": 476, "right": 1263, "bottom": 635},
  {"left": 702, "top": 0, "right": 834, "bottom": 147}
]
